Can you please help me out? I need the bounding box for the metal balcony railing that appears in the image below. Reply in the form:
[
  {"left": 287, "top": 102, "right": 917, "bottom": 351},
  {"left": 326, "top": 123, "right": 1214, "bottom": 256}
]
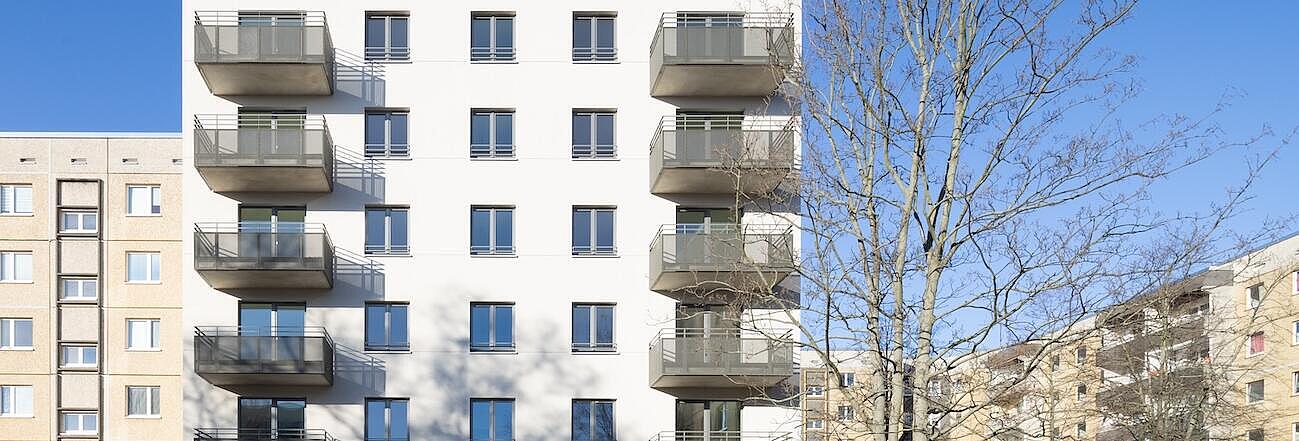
[
  {"left": 652, "top": 115, "right": 796, "bottom": 169},
  {"left": 651, "top": 224, "right": 795, "bottom": 272},
  {"left": 194, "top": 11, "right": 332, "bottom": 64},
  {"left": 194, "top": 222, "right": 334, "bottom": 275},
  {"left": 649, "top": 328, "right": 794, "bottom": 381},
  {"left": 649, "top": 431, "right": 795, "bottom": 441},
  {"left": 193, "top": 326, "right": 334, "bottom": 384},
  {"left": 650, "top": 12, "right": 795, "bottom": 66},
  {"left": 194, "top": 114, "right": 334, "bottom": 174},
  {"left": 194, "top": 428, "right": 336, "bottom": 441}
]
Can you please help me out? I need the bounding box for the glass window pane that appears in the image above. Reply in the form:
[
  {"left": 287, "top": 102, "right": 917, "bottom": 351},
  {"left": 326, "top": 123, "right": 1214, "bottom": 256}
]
[
  {"left": 13, "top": 320, "right": 31, "bottom": 347},
  {"left": 470, "top": 305, "right": 490, "bottom": 347},
  {"left": 128, "top": 254, "right": 145, "bottom": 281},
  {"left": 494, "top": 401, "right": 513, "bottom": 439},
  {"left": 390, "top": 400, "right": 409, "bottom": 438},
  {"left": 573, "top": 18, "right": 592, "bottom": 48},
  {"left": 150, "top": 254, "right": 161, "bottom": 281},
  {"left": 495, "top": 306, "right": 513, "bottom": 346},
  {"left": 13, "top": 253, "right": 30, "bottom": 281},
  {"left": 390, "top": 113, "right": 408, "bottom": 147},
  {"left": 595, "top": 307, "right": 614, "bottom": 345},
  {"left": 471, "top": 113, "right": 490, "bottom": 145},
  {"left": 594, "top": 401, "right": 615, "bottom": 440},
  {"left": 596, "top": 19, "right": 615, "bottom": 49},
  {"left": 390, "top": 306, "right": 408, "bottom": 347},
  {"left": 572, "top": 210, "right": 591, "bottom": 251},
  {"left": 471, "top": 209, "right": 491, "bottom": 250},
  {"left": 572, "top": 114, "right": 592, "bottom": 146},
  {"left": 390, "top": 18, "right": 409, "bottom": 49},
  {"left": 151, "top": 187, "right": 161, "bottom": 213},
  {"left": 127, "top": 388, "right": 147, "bottom": 415},
  {"left": 366, "top": 305, "right": 385, "bottom": 347},
  {"left": 495, "top": 114, "right": 513, "bottom": 146},
  {"left": 572, "top": 401, "right": 592, "bottom": 440},
  {"left": 595, "top": 210, "right": 615, "bottom": 250},
  {"left": 495, "top": 19, "right": 514, "bottom": 50},
  {"left": 572, "top": 306, "right": 591, "bottom": 346},
  {"left": 495, "top": 210, "right": 513, "bottom": 250},
  {"left": 365, "top": 113, "right": 386, "bottom": 146},
  {"left": 366, "top": 209, "right": 386, "bottom": 250},
  {"left": 365, "top": 18, "right": 386, "bottom": 48},
  {"left": 390, "top": 209, "right": 408, "bottom": 249},
  {"left": 471, "top": 400, "right": 491, "bottom": 439},
  {"left": 365, "top": 399, "right": 386, "bottom": 439},
  {"left": 596, "top": 114, "right": 615, "bottom": 146},
  {"left": 83, "top": 213, "right": 97, "bottom": 231}
]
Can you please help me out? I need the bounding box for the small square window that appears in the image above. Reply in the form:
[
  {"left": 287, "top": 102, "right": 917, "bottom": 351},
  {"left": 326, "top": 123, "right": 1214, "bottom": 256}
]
[
  {"left": 126, "top": 252, "right": 161, "bottom": 283},
  {"left": 837, "top": 405, "right": 853, "bottom": 421},
  {"left": 60, "top": 278, "right": 98, "bottom": 301},
  {"left": 365, "top": 13, "right": 410, "bottom": 61},
  {"left": 1248, "top": 429, "right": 1263, "bottom": 441},
  {"left": 126, "top": 386, "right": 160, "bottom": 417},
  {"left": 470, "top": 110, "right": 515, "bottom": 159},
  {"left": 365, "top": 110, "right": 410, "bottom": 157},
  {"left": 1075, "top": 347, "right": 1088, "bottom": 363},
  {"left": 470, "top": 14, "right": 515, "bottom": 62},
  {"left": 806, "top": 385, "right": 824, "bottom": 397},
  {"left": 127, "top": 319, "right": 161, "bottom": 350},
  {"left": 0, "top": 386, "right": 33, "bottom": 416},
  {"left": 839, "top": 372, "right": 854, "bottom": 387},
  {"left": 807, "top": 419, "right": 824, "bottom": 429},
  {"left": 572, "top": 111, "right": 616, "bottom": 159},
  {"left": 1248, "top": 284, "right": 1264, "bottom": 309},
  {"left": 573, "top": 14, "right": 616, "bottom": 62},
  {"left": 1247, "top": 379, "right": 1265, "bottom": 404},
  {"left": 572, "top": 207, "right": 616, "bottom": 255},
  {"left": 470, "top": 207, "right": 514, "bottom": 255},
  {"left": 366, "top": 398, "right": 410, "bottom": 441},
  {"left": 365, "top": 207, "right": 410, "bottom": 255},
  {"left": 60, "top": 345, "right": 98, "bottom": 368},
  {"left": 1248, "top": 331, "right": 1265, "bottom": 356},
  {"left": 61, "top": 412, "right": 98, "bottom": 435},
  {"left": 572, "top": 304, "right": 615, "bottom": 352},
  {"left": 470, "top": 303, "right": 514, "bottom": 352},
  {"left": 571, "top": 399, "right": 614, "bottom": 441},
  {"left": 0, "top": 185, "right": 33, "bottom": 214},
  {"left": 126, "top": 185, "right": 161, "bottom": 215},
  {"left": 0, "top": 318, "right": 33, "bottom": 349},
  {"left": 59, "top": 210, "right": 98, "bottom": 234},
  {"left": 0, "top": 252, "right": 33, "bottom": 283},
  {"left": 365, "top": 303, "right": 410, "bottom": 351}
]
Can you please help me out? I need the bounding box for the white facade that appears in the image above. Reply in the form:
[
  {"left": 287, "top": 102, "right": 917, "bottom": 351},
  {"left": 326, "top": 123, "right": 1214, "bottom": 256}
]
[{"left": 182, "top": 1, "right": 802, "bottom": 440}]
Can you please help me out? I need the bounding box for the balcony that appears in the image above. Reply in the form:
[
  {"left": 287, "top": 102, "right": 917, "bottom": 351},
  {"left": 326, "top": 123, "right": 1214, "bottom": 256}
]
[
  {"left": 194, "top": 326, "right": 334, "bottom": 387},
  {"left": 651, "top": 115, "right": 796, "bottom": 194},
  {"left": 649, "top": 12, "right": 795, "bottom": 97},
  {"left": 649, "top": 432, "right": 794, "bottom": 441},
  {"left": 194, "top": 223, "right": 334, "bottom": 289},
  {"left": 194, "top": 429, "right": 336, "bottom": 441},
  {"left": 194, "top": 11, "right": 333, "bottom": 96},
  {"left": 650, "top": 224, "right": 795, "bottom": 293},
  {"left": 194, "top": 114, "right": 334, "bottom": 193},
  {"left": 649, "top": 329, "right": 794, "bottom": 388}
]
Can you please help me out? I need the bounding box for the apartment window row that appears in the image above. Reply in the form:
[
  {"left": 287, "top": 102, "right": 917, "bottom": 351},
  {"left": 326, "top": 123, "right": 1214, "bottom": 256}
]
[
  {"left": 363, "top": 12, "right": 617, "bottom": 62},
  {"left": 1, "top": 318, "right": 160, "bottom": 351},
  {"left": 0, "top": 385, "right": 160, "bottom": 419},
  {"left": 0, "top": 184, "right": 160, "bottom": 217},
  {"left": 1, "top": 250, "right": 159, "bottom": 284},
  {"left": 360, "top": 398, "right": 614, "bottom": 441},
  {"left": 357, "top": 302, "right": 617, "bottom": 353},
  {"left": 364, "top": 110, "right": 617, "bottom": 159},
  {"left": 365, "top": 206, "right": 616, "bottom": 256}
]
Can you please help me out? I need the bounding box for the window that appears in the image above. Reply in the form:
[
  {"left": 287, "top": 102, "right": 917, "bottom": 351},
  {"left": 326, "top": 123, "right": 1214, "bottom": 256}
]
[
  {"left": 126, "top": 185, "right": 161, "bottom": 215},
  {"left": 470, "top": 303, "right": 514, "bottom": 351},
  {"left": 1294, "top": 320, "right": 1299, "bottom": 345},
  {"left": 0, "top": 386, "right": 33, "bottom": 416},
  {"left": 60, "top": 278, "right": 98, "bottom": 301},
  {"left": 839, "top": 372, "right": 855, "bottom": 387},
  {"left": 1075, "top": 384, "right": 1087, "bottom": 401},
  {"left": 1293, "top": 371, "right": 1299, "bottom": 395},
  {"left": 126, "top": 252, "right": 161, "bottom": 283},
  {"left": 365, "top": 398, "right": 409, "bottom": 441},
  {"left": 366, "top": 303, "right": 409, "bottom": 351},
  {"left": 0, "top": 252, "right": 32, "bottom": 282},
  {"left": 1076, "top": 422, "right": 1086, "bottom": 438},
  {"left": 60, "top": 345, "right": 97, "bottom": 368},
  {"left": 572, "top": 304, "right": 614, "bottom": 352},
  {"left": 572, "top": 399, "right": 614, "bottom": 441},
  {"left": 572, "top": 207, "right": 615, "bottom": 255},
  {"left": 1075, "top": 347, "right": 1087, "bottom": 363},
  {"left": 127, "top": 319, "right": 161, "bottom": 350},
  {"left": 470, "top": 14, "right": 515, "bottom": 62},
  {"left": 807, "top": 419, "right": 824, "bottom": 429},
  {"left": 470, "top": 110, "right": 515, "bottom": 158},
  {"left": 1248, "top": 284, "right": 1263, "bottom": 308},
  {"left": 1293, "top": 271, "right": 1299, "bottom": 295},
  {"left": 0, "top": 319, "right": 33, "bottom": 349},
  {"left": 1050, "top": 354, "right": 1060, "bottom": 370},
  {"left": 59, "top": 210, "right": 98, "bottom": 234},
  {"left": 61, "top": 412, "right": 98, "bottom": 435},
  {"left": 1247, "top": 429, "right": 1263, "bottom": 441},
  {"left": 365, "top": 110, "right": 410, "bottom": 157},
  {"left": 365, "top": 13, "right": 409, "bottom": 60},
  {"left": 1249, "top": 331, "right": 1265, "bottom": 356},
  {"left": 572, "top": 111, "right": 616, "bottom": 159},
  {"left": 573, "top": 14, "right": 615, "bottom": 62},
  {"left": 0, "top": 185, "right": 33, "bottom": 214},
  {"left": 126, "top": 386, "right": 160, "bottom": 417},
  {"left": 807, "top": 385, "right": 824, "bottom": 397},
  {"left": 837, "top": 405, "right": 853, "bottom": 421},
  {"left": 1293, "top": 423, "right": 1298, "bottom": 441},
  {"left": 470, "top": 207, "right": 514, "bottom": 255},
  {"left": 471, "top": 398, "right": 514, "bottom": 441},
  {"left": 1247, "top": 379, "right": 1265, "bottom": 403},
  {"left": 365, "top": 207, "right": 410, "bottom": 255}
]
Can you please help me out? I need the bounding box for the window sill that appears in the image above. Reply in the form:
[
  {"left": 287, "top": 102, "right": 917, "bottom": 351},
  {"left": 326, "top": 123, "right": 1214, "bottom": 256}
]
[
  {"left": 0, "top": 213, "right": 34, "bottom": 217},
  {"left": 125, "top": 281, "right": 162, "bottom": 285},
  {"left": 0, "top": 347, "right": 35, "bottom": 351},
  {"left": 572, "top": 60, "right": 620, "bottom": 64},
  {"left": 572, "top": 253, "right": 618, "bottom": 259},
  {"left": 572, "top": 349, "right": 618, "bottom": 355},
  {"left": 125, "top": 214, "right": 163, "bottom": 218},
  {"left": 60, "top": 366, "right": 98, "bottom": 372},
  {"left": 469, "top": 348, "right": 518, "bottom": 354},
  {"left": 572, "top": 156, "right": 620, "bottom": 161},
  {"left": 470, "top": 253, "right": 517, "bottom": 258},
  {"left": 365, "top": 155, "right": 413, "bottom": 161},
  {"left": 125, "top": 348, "right": 162, "bottom": 352},
  {"left": 0, "top": 281, "right": 34, "bottom": 284},
  {"left": 470, "top": 60, "right": 519, "bottom": 64},
  {"left": 0, "top": 415, "right": 34, "bottom": 418},
  {"left": 469, "top": 156, "right": 518, "bottom": 161},
  {"left": 58, "top": 299, "right": 99, "bottom": 304},
  {"left": 126, "top": 415, "right": 162, "bottom": 419},
  {"left": 365, "top": 348, "right": 412, "bottom": 354},
  {"left": 366, "top": 252, "right": 412, "bottom": 258}
]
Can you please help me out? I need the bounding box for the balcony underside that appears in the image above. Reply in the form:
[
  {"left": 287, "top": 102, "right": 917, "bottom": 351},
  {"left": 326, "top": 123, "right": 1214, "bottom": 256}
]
[
  {"left": 651, "top": 267, "right": 792, "bottom": 293},
  {"left": 196, "top": 165, "right": 331, "bottom": 193},
  {"left": 197, "top": 62, "right": 332, "bottom": 96},
  {"left": 196, "top": 268, "right": 332, "bottom": 290},
  {"left": 651, "top": 64, "right": 783, "bottom": 97},
  {"left": 651, "top": 166, "right": 790, "bottom": 195},
  {"left": 652, "top": 372, "right": 790, "bottom": 388},
  {"left": 196, "top": 368, "right": 332, "bottom": 387}
]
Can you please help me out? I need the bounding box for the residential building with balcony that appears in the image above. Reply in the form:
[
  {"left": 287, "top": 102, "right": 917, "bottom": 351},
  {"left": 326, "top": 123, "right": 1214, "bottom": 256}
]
[
  {"left": 0, "top": 133, "right": 183, "bottom": 440},
  {"left": 182, "top": 2, "right": 803, "bottom": 441}
]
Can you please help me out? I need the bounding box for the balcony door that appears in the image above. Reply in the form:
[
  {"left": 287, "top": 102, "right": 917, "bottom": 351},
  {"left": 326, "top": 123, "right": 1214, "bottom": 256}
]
[
  {"left": 238, "top": 303, "right": 305, "bottom": 362},
  {"left": 675, "top": 207, "right": 742, "bottom": 266},
  {"left": 674, "top": 111, "right": 743, "bottom": 163},
  {"left": 238, "top": 397, "right": 305, "bottom": 439},
  {"left": 674, "top": 13, "right": 744, "bottom": 62},
  {"left": 238, "top": 206, "right": 306, "bottom": 262},
  {"left": 236, "top": 109, "right": 306, "bottom": 158},
  {"left": 675, "top": 400, "right": 741, "bottom": 440},
  {"left": 676, "top": 305, "right": 741, "bottom": 367},
  {"left": 237, "top": 12, "right": 306, "bottom": 61}
]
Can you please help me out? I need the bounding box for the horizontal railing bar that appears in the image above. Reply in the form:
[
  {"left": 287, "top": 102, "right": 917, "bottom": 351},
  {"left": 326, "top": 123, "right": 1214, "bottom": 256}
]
[
  {"left": 195, "top": 10, "right": 328, "bottom": 26},
  {"left": 194, "top": 222, "right": 330, "bottom": 234},
  {"left": 658, "top": 11, "right": 795, "bottom": 28}
]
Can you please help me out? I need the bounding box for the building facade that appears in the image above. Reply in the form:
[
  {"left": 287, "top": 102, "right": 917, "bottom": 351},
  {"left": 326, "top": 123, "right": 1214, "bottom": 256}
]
[
  {"left": 182, "top": 1, "right": 803, "bottom": 441},
  {"left": 0, "top": 133, "right": 184, "bottom": 440}
]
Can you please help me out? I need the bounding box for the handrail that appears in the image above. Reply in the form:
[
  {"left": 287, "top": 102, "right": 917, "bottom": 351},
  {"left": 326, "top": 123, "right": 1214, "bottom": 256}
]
[
  {"left": 194, "top": 428, "right": 336, "bottom": 441},
  {"left": 194, "top": 222, "right": 329, "bottom": 234},
  {"left": 654, "top": 327, "right": 793, "bottom": 340},
  {"left": 649, "top": 431, "right": 795, "bottom": 441},
  {"left": 656, "top": 115, "right": 795, "bottom": 131},
  {"left": 195, "top": 325, "right": 335, "bottom": 349},
  {"left": 195, "top": 114, "right": 329, "bottom": 131},
  {"left": 654, "top": 223, "right": 794, "bottom": 237},
  {"left": 658, "top": 12, "right": 795, "bottom": 28},
  {"left": 194, "top": 11, "right": 328, "bottom": 27}
]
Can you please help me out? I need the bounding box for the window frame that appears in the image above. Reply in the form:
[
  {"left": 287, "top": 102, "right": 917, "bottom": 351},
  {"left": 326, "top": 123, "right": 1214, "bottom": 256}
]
[
  {"left": 59, "top": 210, "right": 98, "bottom": 234},
  {"left": 59, "top": 277, "right": 98, "bottom": 302},
  {"left": 470, "top": 110, "right": 516, "bottom": 159},
  {"left": 470, "top": 303, "right": 515, "bottom": 352},
  {"left": 807, "top": 418, "right": 824, "bottom": 429},
  {"left": 1075, "top": 384, "right": 1087, "bottom": 402},
  {"left": 0, "top": 385, "right": 34, "bottom": 417},
  {"left": 0, "top": 318, "right": 33, "bottom": 350},
  {"left": 470, "top": 398, "right": 515, "bottom": 441},
  {"left": 837, "top": 405, "right": 854, "bottom": 421},
  {"left": 1248, "top": 331, "right": 1266, "bottom": 356},
  {"left": 60, "top": 344, "right": 98, "bottom": 369},
  {"left": 571, "top": 110, "right": 617, "bottom": 159},
  {"left": 125, "top": 185, "right": 161, "bottom": 216},
  {"left": 806, "top": 385, "right": 824, "bottom": 397},
  {"left": 572, "top": 207, "right": 616, "bottom": 256},
  {"left": 364, "top": 109, "right": 411, "bottom": 158},
  {"left": 571, "top": 303, "right": 616, "bottom": 352},
  {"left": 0, "top": 252, "right": 33, "bottom": 283},
  {"left": 1248, "top": 284, "right": 1263, "bottom": 309},
  {"left": 571, "top": 399, "right": 615, "bottom": 441},
  {"left": 126, "top": 386, "right": 161, "bottom": 418},
  {"left": 1075, "top": 347, "right": 1088, "bottom": 363},
  {"left": 0, "top": 184, "right": 34, "bottom": 215},
  {"left": 60, "top": 411, "right": 98, "bottom": 435},
  {"left": 365, "top": 206, "right": 411, "bottom": 255},
  {"left": 365, "top": 397, "right": 410, "bottom": 441},
  {"left": 1293, "top": 371, "right": 1299, "bottom": 396},
  {"left": 470, "top": 14, "right": 516, "bottom": 62},
  {"left": 126, "top": 319, "right": 161, "bottom": 351},
  {"left": 839, "top": 372, "right": 855, "bottom": 387},
  {"left": 126, "top": 252, "right": 161, "bottom": 283},
  {"left": 364, "top": 13, "right": 411, "bottom": 61},
  {"left": 470, "top": 206, "right": 515, "bottom": 256},
  {"left": 572, "top": 13, "right": 617, "bottom": 62},
  {"left": 1293, "top": 320, "right": 1299, "bottom": 346},
  {"left": 1247, "top": 379, "right": 1265, "bottom": 404},
  {"left": 365, "top": 302, "right": 410, "bottom": 352}
]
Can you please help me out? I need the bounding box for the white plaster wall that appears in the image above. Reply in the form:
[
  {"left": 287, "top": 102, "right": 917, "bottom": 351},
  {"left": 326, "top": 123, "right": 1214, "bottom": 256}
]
[{"left": 182, "top": 1, "right": 803, "bottom": 440}]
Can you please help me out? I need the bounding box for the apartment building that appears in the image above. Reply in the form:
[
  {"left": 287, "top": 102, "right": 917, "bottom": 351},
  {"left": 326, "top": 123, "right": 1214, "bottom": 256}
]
[
  {"left": 0, "top": 133, "right": 183, "bottom": 440},
  {"left": 182, "top": 1, "right": 802, "bottom": 440}
]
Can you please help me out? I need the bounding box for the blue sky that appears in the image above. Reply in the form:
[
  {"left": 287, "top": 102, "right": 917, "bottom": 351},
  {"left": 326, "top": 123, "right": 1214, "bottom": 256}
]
[{"left": 0, "top": 0, "right": 1292, "bottom": 235}]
